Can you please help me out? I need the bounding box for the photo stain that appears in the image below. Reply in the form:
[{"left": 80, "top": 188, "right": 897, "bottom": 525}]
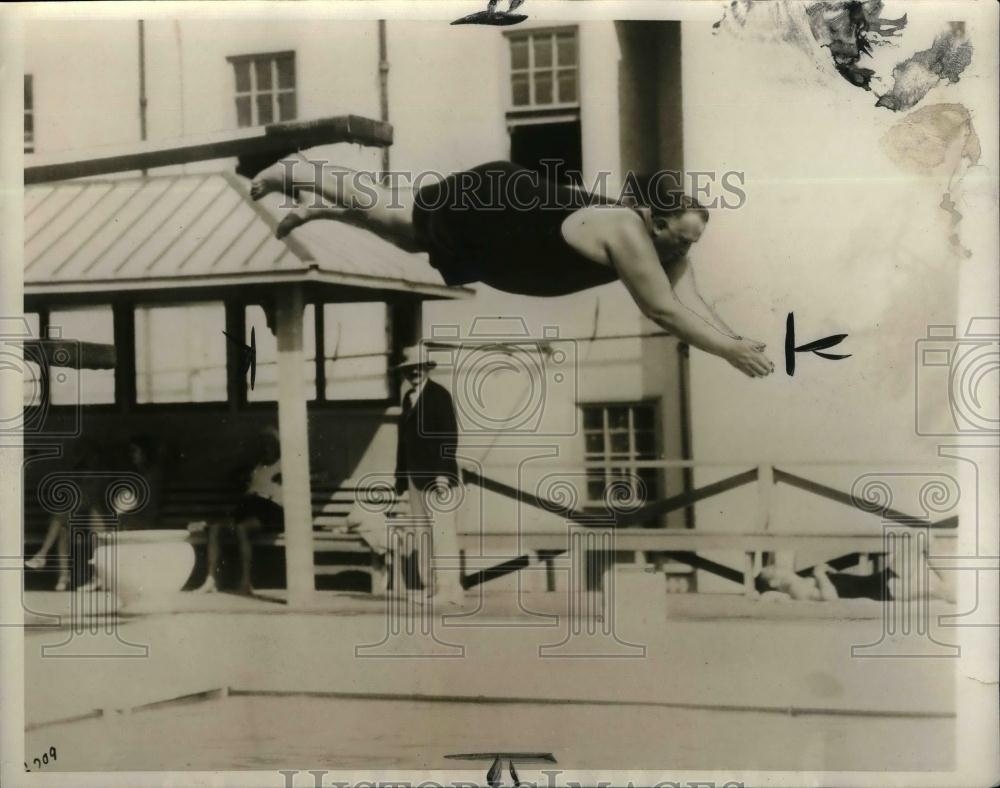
[
  {"left": 715, "top": 1, "right": 973, "bottom": 112},
  {"left": 805, "top": 0, "right": 908, "bottom": 91},
  {"left": 875, "top": 23, "right": 973, "bottom": 112},
  {"left": 881, "top": 103, "right": 982, "bottom": 256}
]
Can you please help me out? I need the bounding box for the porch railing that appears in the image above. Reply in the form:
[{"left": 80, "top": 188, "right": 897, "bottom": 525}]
[{"left": 456, "top": 460, "right": 958, "bottom": 594}]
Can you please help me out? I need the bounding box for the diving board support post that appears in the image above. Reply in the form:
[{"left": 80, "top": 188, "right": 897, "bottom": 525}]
[
  {"left": 275, "top": 284, "right": 315, "bottom": 606},
  {"left": 752, "top": 463, "right": 775, "bottom": 585},
  {"left": 755, "top": 463, "right": 773, "bottom": 531}
]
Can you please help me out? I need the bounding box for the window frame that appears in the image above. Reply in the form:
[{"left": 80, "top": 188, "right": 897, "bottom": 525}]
[
  {"left": 133, "top": 300, "right": 231, "bottom": 407},
  {"left": 44, "top": 304, "right": 119, "bottom": 409},
  {"left": 27, "top": 296, "right": 395, "bottom": 414},
  {"left": 505, "top": 27, "right": 580, "bottom": 113},
  {"left": 226, "top": 50, "right": 297, "bottom": 128},
  {"left": 580, "top": 400, "right": 662, "bottom": 509}
]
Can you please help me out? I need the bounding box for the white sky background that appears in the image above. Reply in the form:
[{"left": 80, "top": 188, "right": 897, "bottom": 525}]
[{"left": 683, "top": 2, "right": 998, "bottom": 464}]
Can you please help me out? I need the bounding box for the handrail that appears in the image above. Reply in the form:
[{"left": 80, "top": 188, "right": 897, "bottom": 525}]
[
  {"left": 773, "top": 468, "right": 958, "bottom": 530},
  {"left": 461, "top": 465, "right": 959, "bottom": 531},
  {"left": 576, "top": 459, "right": 953, "bottom": 469},
  {"left": 461, "top": 467, "right": 759, "bottom": 527}
]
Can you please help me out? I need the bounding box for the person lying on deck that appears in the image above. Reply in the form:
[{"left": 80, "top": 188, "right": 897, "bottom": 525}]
[
  {"left": 754, "top": 553, "right": 955, "bottom": 603},
  {"left": 249, "top": 158, "right": 775, "bottom": 380}
]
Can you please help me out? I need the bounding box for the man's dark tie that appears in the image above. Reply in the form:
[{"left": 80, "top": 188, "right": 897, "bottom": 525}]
[{"left": 402, "top": 387, "right": 416, "bottom": 418}]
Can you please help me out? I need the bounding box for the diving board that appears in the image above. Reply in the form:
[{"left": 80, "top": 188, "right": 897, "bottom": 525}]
[{"left": 24, "top": 115, "right": 393, "bottom": 185}]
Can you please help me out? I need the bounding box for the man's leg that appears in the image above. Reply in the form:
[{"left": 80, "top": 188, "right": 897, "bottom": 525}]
[
  {"left": 411, "top": 480, "right": 463, "bottom": 604},
  {"left": 406, "top": 478, "right": 430, "bottom": 594},
  {"left": 430, "top": 499, "right": 463, "bottom": 604},
  {"left": 54, "top": 521, "right": 70, "bottom": 591},
  {"left": 196, "top": 523, "right": 224, "bottom": 592},
  {"left": 235, "top": 518, "right": 261, "bottom": 594},
  {"left": 250, "top": 156, "right": 419, "bottom": 248},
  {"left": 27, "top": 516, "right": 64, "bottom": 564}
]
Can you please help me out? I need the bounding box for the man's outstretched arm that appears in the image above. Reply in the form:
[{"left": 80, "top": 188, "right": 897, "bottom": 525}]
[
  {"left": 662, "top": 256, "right": 737, "bottom": 335},
  {"left": 606, "top": 214, "right": 774, "bottom": 378}
]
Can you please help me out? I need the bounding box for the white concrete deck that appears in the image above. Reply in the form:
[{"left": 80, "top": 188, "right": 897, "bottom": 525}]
[{"left": 23, "top": 588, "right": 957, "bottom": 772}]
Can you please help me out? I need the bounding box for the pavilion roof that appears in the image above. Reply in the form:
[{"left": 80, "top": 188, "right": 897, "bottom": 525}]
[{"left": 24, "top": 171, "right": 470, "bottom": 301}]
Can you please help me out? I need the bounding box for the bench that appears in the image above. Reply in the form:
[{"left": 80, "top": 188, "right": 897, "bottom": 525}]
[{"left": 23, "top": 482, "right": 408, "bottom": 590}]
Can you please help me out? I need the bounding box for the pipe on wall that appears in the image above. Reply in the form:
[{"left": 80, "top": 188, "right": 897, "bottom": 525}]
[{"left": 377, "top": 19, "right": 390, "bottom": 180}]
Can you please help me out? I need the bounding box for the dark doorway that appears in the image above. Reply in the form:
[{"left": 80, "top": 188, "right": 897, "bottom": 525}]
[{"left": 510, "top": 120, "right": 583, "bottom": 186}]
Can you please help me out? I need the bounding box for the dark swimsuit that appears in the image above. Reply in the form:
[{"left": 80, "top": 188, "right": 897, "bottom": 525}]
[
  {"left": 411, "top": 161, "right": 625, "bottom": 297},
  {"left": 827, "top": 568, "right": 897, "bottom": 601}
]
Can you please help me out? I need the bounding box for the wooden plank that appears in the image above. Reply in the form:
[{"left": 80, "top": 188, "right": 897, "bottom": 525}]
[
  {"left": 23, "top": 339, "right": 116, "bottom": 369},
  {"left": 25, "top": 115, "right": 393, "bottom": 185}
]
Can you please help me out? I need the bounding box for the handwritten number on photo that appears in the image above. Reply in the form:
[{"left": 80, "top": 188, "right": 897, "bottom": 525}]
[{"left": 25, "top": 746, "right": 57, "bottom": 770}]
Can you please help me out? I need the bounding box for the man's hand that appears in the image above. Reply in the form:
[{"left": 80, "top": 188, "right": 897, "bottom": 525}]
[{"left": 724, "top": 338, "right": 775, "bottom": 378}]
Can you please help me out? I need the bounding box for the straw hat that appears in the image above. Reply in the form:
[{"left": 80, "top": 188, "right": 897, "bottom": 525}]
[{"left": 392, "top": 345, "right": 436, "bottom": 370}]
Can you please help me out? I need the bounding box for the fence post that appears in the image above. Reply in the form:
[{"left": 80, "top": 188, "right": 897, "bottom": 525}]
[{"left": 756, "top": 464, "right": 773, "bottom": 531}]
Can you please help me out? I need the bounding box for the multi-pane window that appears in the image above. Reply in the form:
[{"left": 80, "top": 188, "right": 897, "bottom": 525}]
[
  {"left": 134, "top": 303, "right": 228, "bottom": 404},
  {"left": 24, "top": 74, "right": 34, "bottom": 153},
  {"left": 48, "top": 307, "right": 115, "bottom": 405},
  {"left": 229, "top": 52, "right": 296, "bottom": 128},
  {"left": 582, "top": 403, "right": 660, "bottom": 507},
  {"left": 508, "top": 30, "right": 578, "bottom": 108},
  {"left": 323, "top": 303, "right": 389, "bottom": 400}
]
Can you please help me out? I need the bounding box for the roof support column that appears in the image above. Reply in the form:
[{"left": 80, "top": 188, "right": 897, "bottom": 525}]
[{"left": 275, "top": 284, "right": 315, "bottom": 606}]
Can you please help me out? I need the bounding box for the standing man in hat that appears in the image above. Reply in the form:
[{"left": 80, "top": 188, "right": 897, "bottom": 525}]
[{"left": 394, "top": 345, "right": 464, "bottom": 606}]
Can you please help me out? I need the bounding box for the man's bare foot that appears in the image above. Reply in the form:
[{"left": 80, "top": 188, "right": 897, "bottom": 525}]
[
  {"left": 250, "top": 160, "right": 294, "bottom": 201},
  {"left": 195, "top": 576, "right": 218, "bottom": 594},
  {"left": 25, "top": 556, "right": 46, "bottom": 570},
  {"left": 54, "top": 575, "right": 69, "bottom": 592}
]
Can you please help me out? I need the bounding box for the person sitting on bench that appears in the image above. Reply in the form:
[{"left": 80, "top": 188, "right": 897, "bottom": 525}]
[{"left": 197, "top": 427, "right": 283, "bottom": 595}]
